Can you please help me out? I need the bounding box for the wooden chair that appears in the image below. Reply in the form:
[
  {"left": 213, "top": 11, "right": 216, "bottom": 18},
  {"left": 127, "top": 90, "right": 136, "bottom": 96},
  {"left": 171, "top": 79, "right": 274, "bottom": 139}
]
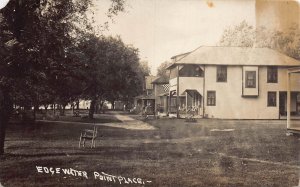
[{"left": 79, "top": 126, "right": 97, "bottom": 148}]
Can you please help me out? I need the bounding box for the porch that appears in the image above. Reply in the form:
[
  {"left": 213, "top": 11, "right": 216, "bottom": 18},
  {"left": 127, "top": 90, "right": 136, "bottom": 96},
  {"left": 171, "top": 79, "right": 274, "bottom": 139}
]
[
  {"left": 134, "top": 95, "right": 155, "bottom": 115},
  {"left": 168, "top": 89, "right": 203, "bottom": 118},
  {"left": 279, "top": 91, "right": 300, "bottom": 119},
  {"left": 286, "top": 67, "right": 300, "bottom": 134}
]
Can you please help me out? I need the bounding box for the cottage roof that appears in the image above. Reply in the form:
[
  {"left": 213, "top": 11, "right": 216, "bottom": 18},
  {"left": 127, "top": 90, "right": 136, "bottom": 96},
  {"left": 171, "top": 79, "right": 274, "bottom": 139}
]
[
  {"left": 134, "top": 94, "right": 155, "bottom": 100},
  {"left": 152, "top": 76, "right": 169, "bottom": 84},
  {"left": 168, "top": 46, "right": 300, "bottom": 69},
  {"left": 145, "top": 76, "right": 157, "bottom": 90}
]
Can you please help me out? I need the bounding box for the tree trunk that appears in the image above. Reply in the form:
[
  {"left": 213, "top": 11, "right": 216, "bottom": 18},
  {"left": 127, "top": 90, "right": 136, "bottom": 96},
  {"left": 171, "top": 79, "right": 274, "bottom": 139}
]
[
  {"left": 71, "top": 103, "right": 74, "bottom": 115},
  {"left": 33, "top": 105, "right": 38, "bottom": 121},
  {"left": 52, "top": 103, "right": 55, "bottom": 116},
  {"left": 95, "top": 103, "right": 99, "bottom": 114},
  {"left": 0, "top": 88, "right": 13, "bottom": 155},
  {"left": 61, "top": 104, "right": 66, "bottom": 116},
  {"left": 76, "top": 100, "right": 79, "bottom": 110},
  {"left": 89, "top": 99, "right": 96, "bottom": 119},
  {"left": 100, "top": 101, "right": 104, "bottom": 113},
  {"left": 111, "top": 100, "right": 115, "bottom": 110},
  {"left": 44, "top": 104, "right": 48, "bottom": 116},
  {"left": 21, "top": 103, "right": 32, "bottom": 124}
]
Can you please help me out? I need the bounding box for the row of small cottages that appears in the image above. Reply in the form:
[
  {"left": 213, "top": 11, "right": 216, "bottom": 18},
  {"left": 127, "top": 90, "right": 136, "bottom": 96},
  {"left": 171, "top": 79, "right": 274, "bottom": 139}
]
[{"left": 136, "top": 46, "right": 300, "bottom": 120}]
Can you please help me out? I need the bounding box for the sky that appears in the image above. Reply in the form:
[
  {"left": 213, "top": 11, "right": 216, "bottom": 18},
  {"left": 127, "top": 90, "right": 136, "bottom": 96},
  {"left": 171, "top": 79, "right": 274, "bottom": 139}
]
[
  {"left": 0, "top": 0, "right": 9, "bottom": 9},
  {"left": 92, "top": 0, "right": 256, "bottom": 74}
]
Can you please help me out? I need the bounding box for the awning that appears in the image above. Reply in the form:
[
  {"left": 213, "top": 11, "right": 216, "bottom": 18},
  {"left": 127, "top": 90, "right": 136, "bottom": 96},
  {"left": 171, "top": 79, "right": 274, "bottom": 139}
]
[
  {"left": 182, "top": 89, "right": 201, "bottom": 96},
  {"left": 159, "top": 92, "right": 169, "bottom": 97}
]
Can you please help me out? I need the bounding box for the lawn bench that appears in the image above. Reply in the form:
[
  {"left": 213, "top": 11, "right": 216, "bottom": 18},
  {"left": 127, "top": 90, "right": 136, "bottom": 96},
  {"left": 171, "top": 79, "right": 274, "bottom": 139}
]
[{"left": 79, "top": 126, "right": 97, "bottom": 148}]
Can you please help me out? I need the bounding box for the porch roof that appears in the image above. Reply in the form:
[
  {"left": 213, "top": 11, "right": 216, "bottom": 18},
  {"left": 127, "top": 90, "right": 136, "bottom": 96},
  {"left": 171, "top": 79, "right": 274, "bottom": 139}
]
[
  {"left": 135, "top": 94, "right": 155, "bottom": 100},
  {"left": 288, "top": 66, "right": 300, "bottom": 73},
  {"left": 141, "top": 94, "right": 155, "bottom": 100},
  {"left": 158, "top": 92, "right": 169, "bottom": 97},
  {"left": 182, "top": 89, "right": 201, "bottom": 96}
]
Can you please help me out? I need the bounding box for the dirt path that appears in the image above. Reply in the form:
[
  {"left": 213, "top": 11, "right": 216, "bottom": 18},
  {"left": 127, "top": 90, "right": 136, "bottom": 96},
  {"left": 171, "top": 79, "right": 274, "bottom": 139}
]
[
  {"left": 37, "top": 112, "right": 156, "bottom": 130},
  {"left": 94, "top": 112, "right": 156, "bottom": 130}
]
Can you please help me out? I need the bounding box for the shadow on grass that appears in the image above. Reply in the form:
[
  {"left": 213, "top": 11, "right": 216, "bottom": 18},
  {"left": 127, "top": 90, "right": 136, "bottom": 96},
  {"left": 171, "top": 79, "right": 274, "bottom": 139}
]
[
  {"left": 38, "top": 116, "right": 122, "bottom": 124},
  {"left": 2, "top": 152, "right": 107, "bottom": 158},
  {"left": 2, "top": 145, "right": 140, "bottom": 158}
]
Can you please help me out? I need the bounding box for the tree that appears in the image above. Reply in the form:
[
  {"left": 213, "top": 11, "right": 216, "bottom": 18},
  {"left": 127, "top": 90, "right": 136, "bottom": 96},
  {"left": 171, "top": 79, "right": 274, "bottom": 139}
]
[
  {"left": 219, "top": 20, "right": 300, "bottom": 60},
  {"left": 79, "top": 35, "right": 144, "bottom": 118},
  {"left": 157, "top": 61, "right": 172, "bottom": 78},
  {"left": 0, "top": 0, "right": 126, "bottom": 155},
  {"left": 219, "top": 21, "right": 255, "bottom": 47},
  {"left": 138, "top": 60, "right": 151, "bottom": 76}
]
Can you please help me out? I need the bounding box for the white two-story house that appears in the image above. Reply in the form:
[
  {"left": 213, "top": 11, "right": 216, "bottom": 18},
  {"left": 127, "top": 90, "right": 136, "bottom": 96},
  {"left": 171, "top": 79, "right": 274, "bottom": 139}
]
[{"left": 167, "top": 46, "right": 300, "bottom": 119}]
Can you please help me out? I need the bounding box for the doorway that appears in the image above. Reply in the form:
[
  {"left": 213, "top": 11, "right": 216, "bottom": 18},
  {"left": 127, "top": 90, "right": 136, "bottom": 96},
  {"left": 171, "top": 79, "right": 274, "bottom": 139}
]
[{"left": 279, "top": 92, "right": 287, "bottom": 116}]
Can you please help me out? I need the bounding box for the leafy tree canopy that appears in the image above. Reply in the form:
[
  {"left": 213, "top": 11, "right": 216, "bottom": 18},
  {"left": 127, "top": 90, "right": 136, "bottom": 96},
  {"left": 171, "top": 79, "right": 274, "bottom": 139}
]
[
  {"left": 219, "top": 20, "right": 300, "bottom": 60},
  {"left": 156, "top": 61, "right": 172, "bottom": 78},
  {"left": 0, "top": 0, "right": 126, "bottom": 154},
  {"left": 78, "top": 34, "right": 148, "bottom": 118}
]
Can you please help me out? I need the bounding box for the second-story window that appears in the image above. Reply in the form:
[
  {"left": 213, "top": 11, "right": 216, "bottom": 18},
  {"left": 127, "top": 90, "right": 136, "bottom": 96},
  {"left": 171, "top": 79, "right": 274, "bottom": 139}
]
[
  {"left": 179, "top": 64, "right": 203, "bottom": 77},
  {"left": 245, "top": 71, "right": 256, "bottom": 88},
  {"left": 267, "top": 66, "right": 278, "bottom": 83},
  {"left": 217, "top": 66, "right": 227, "bottom": 82}
]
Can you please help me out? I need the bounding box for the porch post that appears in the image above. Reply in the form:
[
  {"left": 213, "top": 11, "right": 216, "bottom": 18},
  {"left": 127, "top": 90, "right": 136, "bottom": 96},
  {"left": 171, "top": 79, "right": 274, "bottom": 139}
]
[
  {"left": 287, "top": 72, "right": 291, "bottom": 129},
  {"left": 185, "top": 91, "right": 188, "bottom": 116},
  {"left": 176, "top": 65, "right": 180, "bottom": 118},
  {"left": 168, "top": 91, "right": 171, "bottom": 115},
  {"left": 154, "top": 86, "right": 157, "bottom": 117}
]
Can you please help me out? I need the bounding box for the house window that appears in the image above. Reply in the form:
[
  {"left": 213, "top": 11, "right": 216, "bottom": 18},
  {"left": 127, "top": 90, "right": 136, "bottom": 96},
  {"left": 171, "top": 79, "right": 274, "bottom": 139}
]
[
  {"left": 217, "top": 66, "right": 227, "bottom": 82},
  {"left": 179, "top": 64, "right": 203, "bottom": 77},
  {"left": 267, "top": 66, "right": 278, "bottom": 83},
  {"left": 207, "top": 91, "right": 216, "bottom": 106},
  {"left": 245, "top": 71, "right": 256, "bottom": 88},
  {"left": 267, "top": 92, "right": 276, "bottom": 107}
]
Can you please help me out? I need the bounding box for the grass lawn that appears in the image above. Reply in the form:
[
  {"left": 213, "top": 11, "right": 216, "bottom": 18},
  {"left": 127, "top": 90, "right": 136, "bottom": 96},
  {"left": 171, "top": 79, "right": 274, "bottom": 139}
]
[
  {"left": 36, "top": 115, "right": 122, "bottom": 124},
  {"left": 34, "top": 110, "right": 122, "bottom": 124},
  {"left": 0, "top": 117, "right": 299, "bottom": 187}
]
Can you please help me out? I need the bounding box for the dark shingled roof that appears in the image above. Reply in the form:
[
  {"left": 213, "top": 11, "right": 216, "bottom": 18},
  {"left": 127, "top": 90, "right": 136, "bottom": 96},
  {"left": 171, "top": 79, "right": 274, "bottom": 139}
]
[{"left": 152, "top": 76, "right": 169, "bottom": 84}]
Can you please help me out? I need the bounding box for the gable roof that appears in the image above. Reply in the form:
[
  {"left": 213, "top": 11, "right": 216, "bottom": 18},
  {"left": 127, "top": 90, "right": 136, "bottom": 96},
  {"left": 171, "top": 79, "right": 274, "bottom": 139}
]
[
  {"left": 168, "top": 46, "right": 300, "bottom": 69},
  {"left": 170, "top": 52, "right": 191, "bottom": 60}
]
